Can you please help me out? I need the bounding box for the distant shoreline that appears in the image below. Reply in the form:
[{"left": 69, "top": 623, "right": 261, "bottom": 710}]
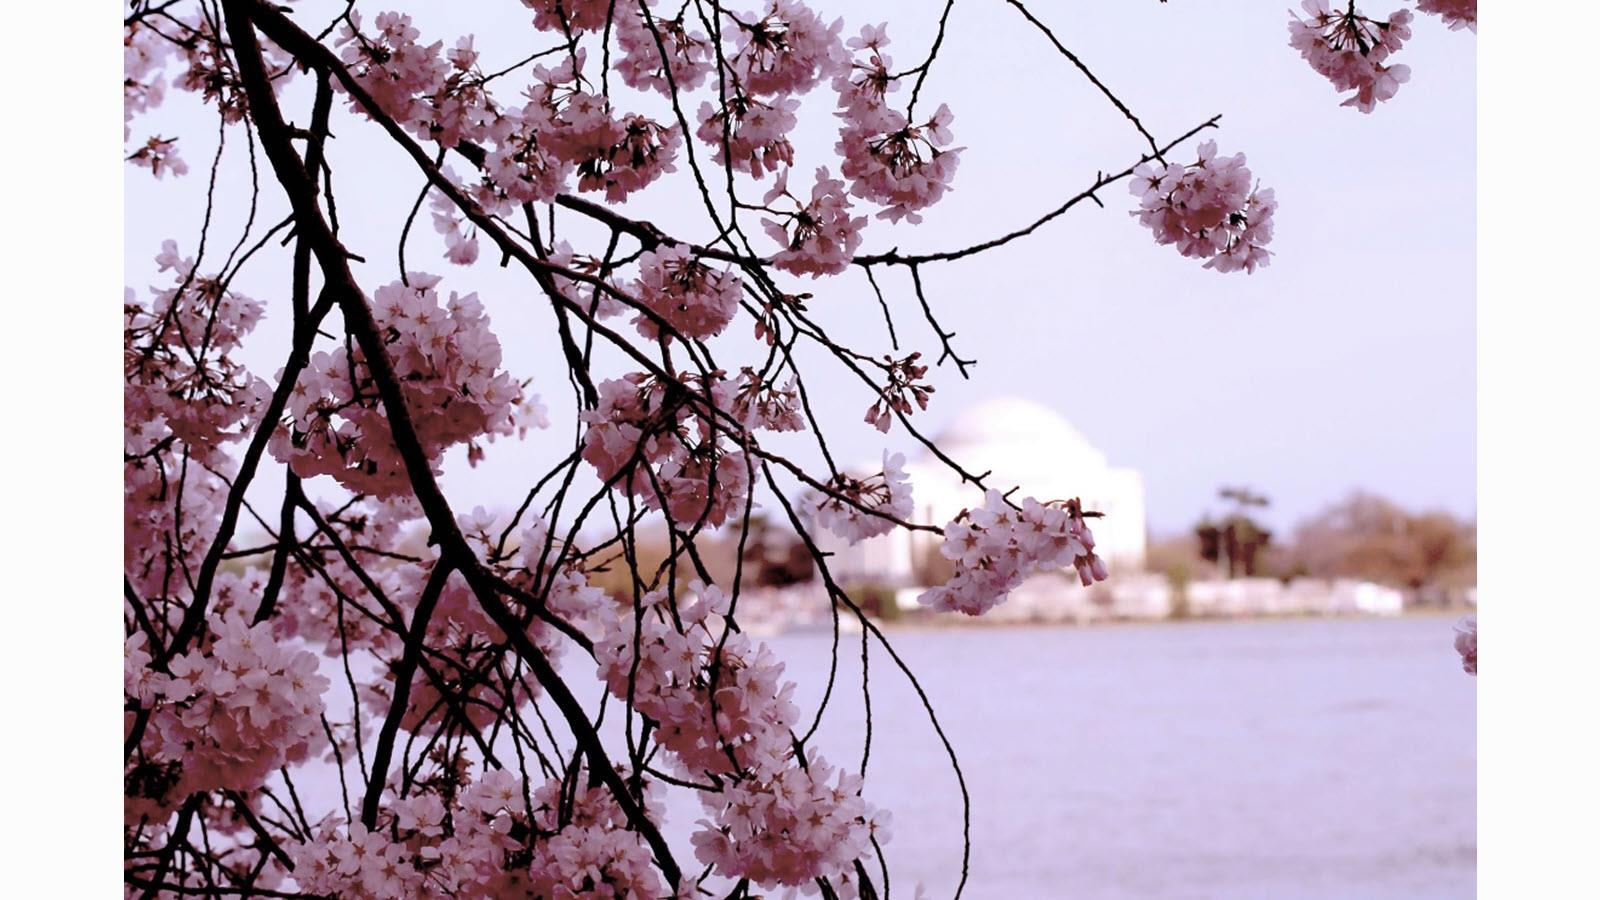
[{"left": 865, "top": 607, "right": 1472, "bottom": 635}]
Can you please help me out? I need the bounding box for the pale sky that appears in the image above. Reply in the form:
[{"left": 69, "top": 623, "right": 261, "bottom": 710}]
[{"left": 124, "top": 0, "right": 1476, "bottom": 537}]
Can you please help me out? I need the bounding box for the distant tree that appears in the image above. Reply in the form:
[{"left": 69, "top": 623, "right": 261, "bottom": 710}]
[
  {"left": 1287, "top": 491, "right": 1475, "bottom": 593},
  {"left": 740, "top": 514, "right": 816, "bottom": 587},
  {"left": 1195, "top": 486, "right": 1273, "bottom": 578}
]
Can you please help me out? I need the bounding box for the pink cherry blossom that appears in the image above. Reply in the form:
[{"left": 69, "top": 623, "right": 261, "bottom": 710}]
[
  {"left": 362, "top": 567, "right": 586, "bottom": 734},
  {"left": 1288, "top": 2, "right": 1413, "bottom": 113},
  {"left": 594, "top": 582, "right": 800, "bottom": 778},
  {"left": 336, "top": 11, "right": 450, "bottom": 133},
  {"left": 630, "top": 245, "right": 745, "bottom": 340},
  {"left": 1454, "top": 615, "right": 1477, "bottom": 675},
  {"left": 802, "top": 451, "right": 914, "bottom": 544},
  {"left": 692, "top": 751, "right": 886, "bottom": 891},
  {"left": 731, "top": 369, "right": 807, "bottom": 432},
  {"left": 526, "top": 53, "right": 681, "bottom": 201},
  {"left": 290, "top": 765, "right": 665, "bottom": 898},
  {"left": 837, "top": 101, "right": 962, "bottom": 223},
  {"left": 835, "top": 23, "right": 897, "bottom": 112},
  {"left": 127, "top": 614, "right": 328, "bottom": 823},
  {"left": 269, "top": 274, "right": 534, "bottom": 495},
  {"left": 723, "top": 1, "right": 848, "bottom": 97},
  {"left": 1416, "top": 0, "right": 1476, "bottom": 31},
  {"left": 430, "top": 190, "right": 481, "bottom": 265},
  {"left": 126, "top": 136, "right": 190, "bottom": 179},
  {"left": 334, "top": 13, "right": 499, "bottom": 149},
  {"left": 124, "top": 243, "right": 264, "bottom": 605},
  {"left": 522, "top": 0, "right": 614, "bottom": 34},
  {"left": 696, "top": 94, "right": 801, "bottom": 179},
  {"left": 575, "top": 108, "right": 683, "bottom": 202},
  {"left": 125, "top": 241, "right": 267, "bottom": 462},
  {"left": 580, "top": 373, "right": 755, "bottom": 528},
  {"left": 477, "top": 103, "right": 576, "bottom": 209},
  {"left": 918, "top": 491, "right": 1109, "bottom": 615},
  {"left": 615, "top": 7, "right": 715, "bottom": 94},
  {"left": 124, "top": 21, "right": 172, "bottom": 139},
  {"left": 761, "top": 166, "right": 867, "bottom": 277},
  {"left": 1128, "top": 140, "right": 1276, "bottom": 274}
]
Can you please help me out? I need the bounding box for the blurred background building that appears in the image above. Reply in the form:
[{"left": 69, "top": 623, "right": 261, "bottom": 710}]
[{"left": 820, "top": 396, "right": 1148, "bottom": 586}]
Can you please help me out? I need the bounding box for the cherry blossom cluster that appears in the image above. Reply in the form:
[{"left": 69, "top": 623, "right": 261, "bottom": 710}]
[
  {"left": 864, "top": 351, "right": 933, "bottom": 432},
  {"left": 682, "top": 1, "right": 845, "bottom": 188},
  {"left": 290, "top": 819, "right": 430, "bottom": 898},
  {"left": 834, "top": 23, "right": 896, "bottom": 112},
  {"left": 251, "top": 511, "right": 596, "bottom": 746},
  {"left": 268, "top": 566, "right": 393, "bottom": 662},
  {"left": 430, "top": 38, "right": 500, "bottom": 149},
  {"left": 802, "top": 451, "right": 914, "bottom": 544},
  {"left": 691, "top": 751, "right": 889, "bottom": 892},
  {"left": 832, "top": 25, "right": 961, "bottom": 224},
  {"left": 505, "top": 52, "right": 682, "bottom": 203},
  {"left": 522, "top": 0, "right": 615, "bottom": 34},
  {"left": 290, "top": 764, "right": 666, "bottom": 898},
  {"left": 333, "top": 17, "right": 508, "bottom": 155},
  {"left": 336, "top": 20, "right": 680, "bottom": 208},
  {"left": 730, "top": 368, "right": 806, "bottom": 433},
  {"left": 257, "top": 498, "right": 424, "bottom": 655},
  {"left": 175, "top": 14, "right": 291, "bottom": 124},
  {"left": 510, "top": 516, "right": 607, "bottom": 624},
  {"left": 125, "top": 615, "right": 329, "bottom": 823},
  {"left": 1454, "top": 615, "right": 1477, "bottom": 675},
  {"left": 594, "top": 584, "right": 886, "bottom": 890},
  {"left": 697, "top": 93, "right": 801, "bottom": 178},
  {"left": 594, "top": 583, "right": 800, "bottom": 777},
  {"left": 124, "top": 429, "right": 229, "bottom": 609},
  {"left": 125, "top": 13, "right": 294, "bottom": 170},
  {"left": 431, "top": 188, "right": 481, "bottom": 265},
  {"left": 362, "top": 565, "right": 576, "bottom": 734},
  {"left": 761, "top": 166, "right": 867, "bottom": 277},
  {"left": 724, "top": 0, "right": 848, "bottom": 97},
  {"left": 124, "top": 21, "right": 172, "bottom": 139},
  {"left": 525, "top": 780, "right": 668, "bottom": 899},
  {"left": 269, "top": 273, "right": 538, "bottom": 496},
  {"left": 126, "top": 136, "right": 190, "bottom": 179},
  {"left": 1129, "top": 140, "right": 1278, "bottom": 274},
  {"left": 474, "top": 91, "right": 573, "bottom": 206},
  {"left": 615, "top": 6, "right": 715, "bottom": 94},
  {"left": 919, "top": 491, "right": 1109, "bottom": 616},
  {"left": 1288, "top": 2, "right": 1413, "bottom": 114},
  {"left": 337, "top": 12, "right": 456, "bottom": 141},
  {"left": 125, "top": 242, "right": 269, "bottom": 606},
  {"left": 837, "top": 100, "right": 961, "bottom": 225},
  {"left": 125, "top": 241, "right": 268, "bottom": 463},
  {"left": 123, "top": 21, "right": 185, "bottom": 178},
  {"left": 1416, "top": 0, "right": 1476, "bottom": 31},
  {"left": 580, "top": 373, "right": 757, "bottom": 528},
  {"left": 630, "top": 245, "right": 745, "bottom": 341},
  {"left": 556, "top": 105, "right": 683, "bottom": 203}
]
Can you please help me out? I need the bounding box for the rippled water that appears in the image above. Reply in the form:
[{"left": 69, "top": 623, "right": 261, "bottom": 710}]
[
  {"left": 292, "top": 615, "right": 1474, "bottom": 897},
  {"left": 731, "top": 615, "right": 1477, "bottom": 899}
]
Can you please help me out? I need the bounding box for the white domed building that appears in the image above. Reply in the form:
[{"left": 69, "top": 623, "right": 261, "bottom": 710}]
[{"left": 818, "top": 397, "right": 1147, "bottom": 587}]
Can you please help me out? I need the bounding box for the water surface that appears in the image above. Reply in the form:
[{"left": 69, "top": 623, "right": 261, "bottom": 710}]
[{"left": 731, "top": 616, "right": 1476, "bottom": 899}]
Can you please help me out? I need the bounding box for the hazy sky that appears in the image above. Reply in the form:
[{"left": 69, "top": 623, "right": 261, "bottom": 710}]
[{"left": 124, "top": 0, "right": 1475, "bottom": 537}]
